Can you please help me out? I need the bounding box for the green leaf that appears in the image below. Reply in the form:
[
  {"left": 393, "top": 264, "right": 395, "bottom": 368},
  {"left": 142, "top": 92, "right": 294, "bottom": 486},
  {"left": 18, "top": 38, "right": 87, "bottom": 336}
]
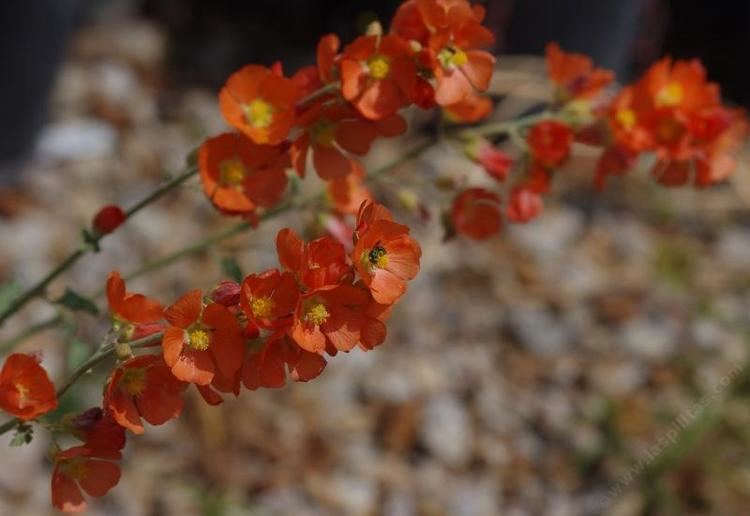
[
  {"left": 9, "top": 423, "right": 33, "bottom": 447},
  {"left": 221, "top": 257, "right": 244, "bottom": 283},
  {"left": 56, "top": 288, "right": 99, "bottom": 316},
  {"left": 0, "top": 280, "right": 21, "bottom": 314}
]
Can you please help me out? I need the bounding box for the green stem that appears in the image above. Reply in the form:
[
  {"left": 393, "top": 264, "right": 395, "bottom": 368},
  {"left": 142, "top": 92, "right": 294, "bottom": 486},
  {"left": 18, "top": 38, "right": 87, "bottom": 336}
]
[
  {"left": 0, "top": 332, "right": 164, "bottom": 437},
  {"left": 0, "top": 166, "right": 198, "bottom": 327},
  {"left": 458, "top": 110, "right": 553, "bottom": 139}
]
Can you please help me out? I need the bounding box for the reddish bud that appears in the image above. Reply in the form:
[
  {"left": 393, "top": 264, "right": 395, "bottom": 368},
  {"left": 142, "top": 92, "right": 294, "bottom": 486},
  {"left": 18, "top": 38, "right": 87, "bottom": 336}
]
[
  {"left": 451, "top": 188, "right": 503, "bottom": 241},
  {"left": 93, "top": 205, "right": 127, "bottom": 235},
  {"left": 506, "top": 186, "right": 543, "bottom": 223},
  {"left": 211, "top": 281, "right": 242, "bottom": 307}
]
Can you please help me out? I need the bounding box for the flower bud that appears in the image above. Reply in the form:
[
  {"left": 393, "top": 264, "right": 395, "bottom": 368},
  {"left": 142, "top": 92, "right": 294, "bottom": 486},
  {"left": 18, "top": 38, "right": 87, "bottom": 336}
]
[{"left": 93, "top": 205, "right": 126, "bottom": 235}]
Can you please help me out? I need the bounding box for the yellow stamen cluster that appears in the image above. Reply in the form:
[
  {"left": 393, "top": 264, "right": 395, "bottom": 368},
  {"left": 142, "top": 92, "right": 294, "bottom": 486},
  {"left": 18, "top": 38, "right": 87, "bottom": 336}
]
[
  {"left": 367, "top": 55, "right": 391, "bottom": 80},
  {"left": 656, "top": 82, "right": 684, "bottom": 108},
  {"left": 120, "top": 368, "right": 147, "bottom": 396},
  {"left": 251, "top": 296, "right": 274, "bottom": 319},
  {"left": 616, "top": 109, "right": 637, "bottom": 131},
  {"left": 438, "top": 47, "right": 468, "bottom": 69},
  {"left": 219, "top": 158, "right": 246, "bottom": 186},
  {"left": 14, "top": 383, "right": 29, "bottom": 406},
  {"left": 188, "top": 329, "right": 211, "bottom": 351},
  {"left": 305, "top": 302, "right": 330, "bottom": 326},
  {"left": 244, "top": 99, "right": 274, "bottom": 128}
]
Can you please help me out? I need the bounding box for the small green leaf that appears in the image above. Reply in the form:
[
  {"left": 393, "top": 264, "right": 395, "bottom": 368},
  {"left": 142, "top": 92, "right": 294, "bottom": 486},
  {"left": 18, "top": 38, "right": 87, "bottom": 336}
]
[
  {"left": 0, "top": 280, "right": 21, "bottom": 314},
  {"left": 9, "top": 423, "right": 33, "bottom": 447},
  {"left": 56, "top": 289, "right": 99, "bottom": 316},
  {"left": 221, "top": 257, "right": 244, "bottom": 283}
]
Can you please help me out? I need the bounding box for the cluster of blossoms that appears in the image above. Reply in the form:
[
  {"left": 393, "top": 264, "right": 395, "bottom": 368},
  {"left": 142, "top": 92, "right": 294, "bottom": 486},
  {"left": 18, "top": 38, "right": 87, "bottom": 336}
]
[
  {"left": 0, "top": 0, "right": 747, "bottom": 512},
  {"left": 1, "top": 201, "right": 419, "bottom": 512},
  {"left": 200, "top": 0, "right": 496, "bottom": 219},
  {"left": 452, "top": 43, "right": 746, "bottom": 240}
]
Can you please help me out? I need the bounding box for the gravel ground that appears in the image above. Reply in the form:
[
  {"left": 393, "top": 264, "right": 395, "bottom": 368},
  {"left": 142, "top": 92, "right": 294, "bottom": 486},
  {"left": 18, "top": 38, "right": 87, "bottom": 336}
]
[{"left": 1, "top": 13, "right": 750, "bottom": 516}]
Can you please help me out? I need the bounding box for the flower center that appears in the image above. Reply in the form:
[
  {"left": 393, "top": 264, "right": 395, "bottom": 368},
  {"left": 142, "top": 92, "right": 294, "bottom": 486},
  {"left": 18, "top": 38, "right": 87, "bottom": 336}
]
[
  {"left": 14, "top": 383, "right": 29, "bottom": 405},
  {"left": 615, "top": 109, "right": 637, "bottom": 131},
  {"left": 120, "top": 368, "right": 147, "bottom": 396},
  {"left": 188, "top": 329, "right": 211, "bottom": 351},
  {"left": 367, "top": 245, "right": 389, "bottom": 269},
  {"left": 367, "top": 55, "right": 391, "bottom": 80},
  {"left": 244, "top": 99, "right": 274, "bottom": 128},
  {"left": 656, "top": 82, "right": 683, "bottom": 108},
  {"left": 438, "top": 47, "right": 468, "bottom": 69},
  {"left": 310, "top": 119, "right": 337, "bottom": 147},
  {"left": 304, "top": 301, "right": 330, "bottom": 326},
  {"left": 60, "top": 458, "right": 87, "bottom": 480},
  {"left": 219, "top": 158, "right": 246, "bottom": 186},
  {"left": 251, "top": 297, "right": 274, "bottom": 319}
]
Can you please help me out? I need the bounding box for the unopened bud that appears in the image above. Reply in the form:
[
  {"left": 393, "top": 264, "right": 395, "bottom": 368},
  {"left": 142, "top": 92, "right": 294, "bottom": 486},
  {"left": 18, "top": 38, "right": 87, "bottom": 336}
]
[
  {"left": 409, "top": 40, "right": 422, "bottom": 53},
  {"left": 114, "top": 342, "right": 133, "bottom": 360},
  {"left": 366, "top": 20, "right": 383, "bottom": 37}
]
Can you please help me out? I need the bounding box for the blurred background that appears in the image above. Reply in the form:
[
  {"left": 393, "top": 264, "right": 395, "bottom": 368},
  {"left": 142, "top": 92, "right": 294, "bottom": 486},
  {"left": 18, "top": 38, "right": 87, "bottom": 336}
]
[{"left": 1, "top": 0, "right": 750, "bottom": 514}]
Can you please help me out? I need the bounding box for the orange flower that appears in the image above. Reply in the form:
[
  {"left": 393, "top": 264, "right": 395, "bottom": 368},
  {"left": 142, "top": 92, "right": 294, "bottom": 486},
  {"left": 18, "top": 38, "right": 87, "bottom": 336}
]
[
  {"left": 506, "top": 186, "right": 543, "bottom": 223},
  {"left": 545, "top": 42, "right": 614, "bottom": 102},
  {"left": 353, "top": 202, "right": 421, "bottom": 305},
  {"left": 527, "top": 120, "right": 574, "bottom": 169},
  {"left": 451, "top": 188, "right": 502, "bottom": 240},
  {"left": 199, "top": 132, "right": 290, "bottom": 215},
  {"left": 242, "top": 331, "right": 327, "bottom": 389},
  {"left": 290, "top": 284, "right": 386, "bottom": 354},
  {"left": 408, "top": 0, "right": 495, "bottom": 106},
  {"left": 291, "top": 103, "right": 406, "bottom": 180},
  {"left": 106, "top": 271, "right": 163, "bottom": 340},
  {"left": 53, "top": 408, "right": 126, "bottom": 513},
  {"left": 240, "top": 269, "right": 300, "bottom": 330},
  {"left": 340, "top": 34, "right": 417, "bottom": 120},
  {"left": 51, "top": 446, "right": 121, "bottom": 513},
  {"left": 327, "top": 161, "right": 373, "bottom": 215},
  {"left": 0, "top": 353, "right": 57, "bottom": 421},
  {"left": 219, "top": 65, "right": 300, "bottom": 145},
  {"left": 277, "top": 228, "right": 351, "bottom": 293},
  {"left": 317, "top": 34, "right": 341, "bottom": 85},
  {"left": 104, "top": 354, "right": 186, "bottom": 434},
  {"left": 162, "top": 290, "right": 244, "bottom": 385}
]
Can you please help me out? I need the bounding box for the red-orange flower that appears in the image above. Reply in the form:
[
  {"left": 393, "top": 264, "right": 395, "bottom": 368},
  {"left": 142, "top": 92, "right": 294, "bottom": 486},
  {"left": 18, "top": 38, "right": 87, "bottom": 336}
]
[
  {"left": 527, "top": 120, "right": 574, "bottom": 169},
  {"left": 406, "top": 0, "right": 495, "bottom": 106},
  {"left": 240, "top": 269, "right": 300, "bottom": 330},
  {"left": 0, "top": 353, "right": 57, "bottom": 421},
  {"left": 277, "top": 228, "right": 351, "bottom": 293},
  {"left": 104, "top": 354, "right": 186, "bottom": 434},
  {"left": 290, "top": 284, "right": 386, "bottom": 354},
  {"left": 199, "top": 132, "right": 290, "bottom": 215},
  {"left": 291, "top": 103, "right": 406, "bottom": 180},
  {"left": 545, "top": 42, "right": 614, "bottom": 102},
  {"left": 242, "top": 331, "right": 327, "bottom": 389},
  {"left": 162, "top": 290, "right": 244, "bottom": 385},
  {"left": 51, "top": 446, "right": 121, "bottom": 513},
  {"left": 106, "top": 271, "right": 163, "bottom": 340},
  {"left": 53, "top": 409, "right": 125, "bottom": 513},
  {"left": 340, "top": 34, "right": 417, "bottom": 120},
  {"left": 353, "top": 202, "right": 421, "bottom": 304},
  {"left": 451, "top": 188, "right": 502, "bottom": 240},
  {"left": 219, "top": 65, "right": 300, "bottom": 145}
]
